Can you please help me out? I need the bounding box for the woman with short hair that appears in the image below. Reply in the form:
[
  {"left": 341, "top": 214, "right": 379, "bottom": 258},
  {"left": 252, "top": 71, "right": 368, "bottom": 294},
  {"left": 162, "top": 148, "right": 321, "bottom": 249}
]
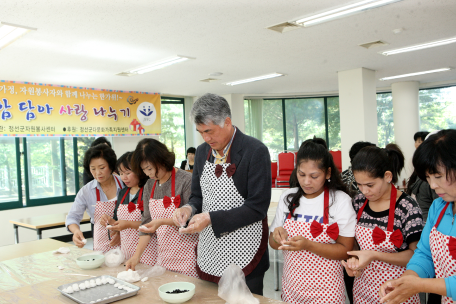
[
  {"left": 66, "top": 144, "right": 124, "bottom": 252},
  {"left": 125, "top": 139, "right": 198, "bottom": 277},
  {"left": 379, "top": 129, "right": 456, "bottom": 304}
]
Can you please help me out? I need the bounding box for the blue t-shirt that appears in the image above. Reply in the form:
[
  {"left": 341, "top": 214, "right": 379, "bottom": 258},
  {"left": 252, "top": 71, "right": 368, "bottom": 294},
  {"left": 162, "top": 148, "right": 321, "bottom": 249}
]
[{"left": 407, "top": 198, "right": 456, "bottom": 300}]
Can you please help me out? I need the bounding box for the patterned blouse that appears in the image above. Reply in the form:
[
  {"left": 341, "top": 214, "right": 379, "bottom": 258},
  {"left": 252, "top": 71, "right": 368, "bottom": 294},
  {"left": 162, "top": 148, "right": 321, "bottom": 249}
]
[{"left": 352, "top": 192, "right": 424, "bottom": 251}]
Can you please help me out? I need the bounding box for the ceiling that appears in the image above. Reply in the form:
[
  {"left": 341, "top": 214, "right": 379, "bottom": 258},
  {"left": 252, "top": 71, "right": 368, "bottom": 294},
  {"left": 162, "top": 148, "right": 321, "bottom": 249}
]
[{"left": 1, "top": 0, "right": 456, "bottom": 97}]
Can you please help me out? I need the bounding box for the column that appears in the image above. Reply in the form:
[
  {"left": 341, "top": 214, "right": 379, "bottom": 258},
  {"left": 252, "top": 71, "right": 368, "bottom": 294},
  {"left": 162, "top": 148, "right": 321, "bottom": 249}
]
[
  {"left": 392, "top": 81, "right": 420, "bottom": 183},
  {"left": 222, "top": 94, "right": 245, "bottom": 133},
  {"left": 338, "top": 68, "right": 378, "bottom": 170}
]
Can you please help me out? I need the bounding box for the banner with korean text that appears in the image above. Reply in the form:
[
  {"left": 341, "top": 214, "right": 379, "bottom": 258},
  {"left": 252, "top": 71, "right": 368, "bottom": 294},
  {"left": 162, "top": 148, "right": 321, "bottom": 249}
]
[{"left": 0, "top": 80, "right": 161, "bottom": 136}]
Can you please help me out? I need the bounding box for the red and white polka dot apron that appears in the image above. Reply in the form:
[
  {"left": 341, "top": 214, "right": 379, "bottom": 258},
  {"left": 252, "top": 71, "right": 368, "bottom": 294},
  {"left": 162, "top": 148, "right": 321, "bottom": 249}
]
[
  {"left": 93, "top": 176, "right": 122, "bottom": 253},
  {"left": 149, "top": 169, "right": 199, "bottom": 278},
  {"left": 281, "top": 189, "right": 345, "bottom": 304},
  {"left": 353, "top": 185, "right": 419, "bottom": 304},
  {"left": 116, "top": 187, "right": 147, "bottom": 261},
  {"left": 196, "top": 145, "right": 268, "bottom": 283},
  {"left": 429, "top": 202, "right": 456, "bottom": 304}
]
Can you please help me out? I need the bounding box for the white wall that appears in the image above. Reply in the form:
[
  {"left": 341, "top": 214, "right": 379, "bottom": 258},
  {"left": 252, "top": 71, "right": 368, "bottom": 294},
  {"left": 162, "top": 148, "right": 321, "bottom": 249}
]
[
  {"left": 0, "top": 203, "right": 91, "bottom": 247},
  {"left": 222, "top": 94, "right": 245, "bottom": 133}
]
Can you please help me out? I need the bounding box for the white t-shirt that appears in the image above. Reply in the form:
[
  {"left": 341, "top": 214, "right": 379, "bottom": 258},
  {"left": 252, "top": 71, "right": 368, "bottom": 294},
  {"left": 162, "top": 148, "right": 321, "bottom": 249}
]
[{"left": 270, "top": 188, "right": 356, "bottom": 238}]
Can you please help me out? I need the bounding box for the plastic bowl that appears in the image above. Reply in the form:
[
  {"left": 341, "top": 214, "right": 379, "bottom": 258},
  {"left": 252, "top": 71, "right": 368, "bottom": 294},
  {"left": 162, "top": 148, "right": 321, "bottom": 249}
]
[
  {"left": 158, "top": 282, "right": 195, "bottom": 303},
  {"left": 76, "top": 254, "right": 105, "bottom": 270}
]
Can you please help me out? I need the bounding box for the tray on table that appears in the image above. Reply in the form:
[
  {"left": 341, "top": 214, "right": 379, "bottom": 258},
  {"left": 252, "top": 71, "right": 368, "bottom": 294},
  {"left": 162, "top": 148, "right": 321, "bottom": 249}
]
[{"left": 57, "top": 275, "right": 140, "bottom": 304}]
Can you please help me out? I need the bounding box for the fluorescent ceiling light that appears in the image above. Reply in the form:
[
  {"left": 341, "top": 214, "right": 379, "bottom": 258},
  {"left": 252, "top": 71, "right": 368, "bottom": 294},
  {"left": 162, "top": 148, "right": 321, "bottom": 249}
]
[
  {"left": 382, "top": 37, "right": 456, "bottom": 56},
  {"left": 295, "top": 0, "right": 401, "bottom": 27},
  {"left": 224, "top": 73, "right": 285, "bottom": 86},
  {"left": 0, "top": 22, "right": 36, "bottom": 50},
  {"left": 379, "top": 68, "right": 451, "bottom": 81},
  {"left": 128, "top": 56, "right": 194, "bottom": 74}
]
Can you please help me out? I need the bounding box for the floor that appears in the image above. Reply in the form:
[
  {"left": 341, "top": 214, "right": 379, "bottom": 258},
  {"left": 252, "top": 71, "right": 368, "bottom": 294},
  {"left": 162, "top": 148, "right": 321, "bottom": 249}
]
[{"left": 72, "top": 238, "right": 350, "bottom": 303}]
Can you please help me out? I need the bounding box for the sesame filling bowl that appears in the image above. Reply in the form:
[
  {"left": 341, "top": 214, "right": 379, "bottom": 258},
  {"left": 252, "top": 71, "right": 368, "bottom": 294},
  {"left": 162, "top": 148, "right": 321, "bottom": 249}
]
[{"left": 158, "top": 282, "right": 195, "bottom": 303}]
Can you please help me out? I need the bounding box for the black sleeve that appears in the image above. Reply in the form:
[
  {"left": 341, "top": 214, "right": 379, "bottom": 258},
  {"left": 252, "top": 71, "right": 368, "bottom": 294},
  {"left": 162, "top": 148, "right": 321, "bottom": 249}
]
[
  {"left": 209, "top": 144, "right": 271, "bottom": 238},
  {"left": 113, "top": 188, "right": 128, "bottom": 221},
  {"left": 82, "top": 170, "right": 93, "bottom": 185},
  {"left": 180, "top": 160, "right": 187, "bottom": 170},
  {"left": 187, "top": 146, "right": 204, "bottom": 214}
]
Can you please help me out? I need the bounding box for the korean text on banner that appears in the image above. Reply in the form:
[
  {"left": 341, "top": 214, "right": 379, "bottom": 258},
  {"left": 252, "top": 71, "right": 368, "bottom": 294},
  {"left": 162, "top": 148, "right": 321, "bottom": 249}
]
[{"left": 0, "top": 80, "right": 161, "bottom": 137}]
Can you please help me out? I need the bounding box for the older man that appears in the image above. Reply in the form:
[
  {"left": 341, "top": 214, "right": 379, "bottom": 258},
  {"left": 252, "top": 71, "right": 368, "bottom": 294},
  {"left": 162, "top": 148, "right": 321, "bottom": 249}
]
[{"left": 173, "top": 93, "right": 271, "bottom": 295}]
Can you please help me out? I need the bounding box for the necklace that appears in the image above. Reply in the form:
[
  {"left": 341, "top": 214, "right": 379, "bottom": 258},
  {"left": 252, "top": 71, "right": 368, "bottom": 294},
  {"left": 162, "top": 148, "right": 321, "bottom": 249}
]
[
  {"left": 158, "top": 171, "right": 172, "bottom": 186},
  {"left": 100, "top": 177, "right": 115, "bottom": 194}
]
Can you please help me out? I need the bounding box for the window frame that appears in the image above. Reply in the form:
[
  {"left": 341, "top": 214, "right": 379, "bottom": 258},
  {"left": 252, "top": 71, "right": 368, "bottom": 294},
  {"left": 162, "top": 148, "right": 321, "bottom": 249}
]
[
  {"left": 160, "top": 96, "right": 187, "bottom": 155},
  {"left": 262, "top": 95, "right": 339, "bottom": 151}
]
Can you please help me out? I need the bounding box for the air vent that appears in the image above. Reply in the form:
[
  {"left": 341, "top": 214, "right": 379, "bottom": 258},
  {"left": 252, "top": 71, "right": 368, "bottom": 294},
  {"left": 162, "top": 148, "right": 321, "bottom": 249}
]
[
  {"left": 200, "top": 78, "right": 219, "bottom": 82},
  {"left": 359, "top": 40, "right": 388, "bottom": 49},
  {"left": 267, "top": 22, "right": 301, "bottom": 33},
  {"left": 115, "top": 72, "right": 135, "bottom": 77}
]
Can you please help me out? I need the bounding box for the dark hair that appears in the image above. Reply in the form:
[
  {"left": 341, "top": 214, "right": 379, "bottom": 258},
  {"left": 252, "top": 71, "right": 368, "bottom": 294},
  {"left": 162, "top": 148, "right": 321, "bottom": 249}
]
[
  {"left": 116, "top": 152, "right": 148, "bottom": 188},
  {"left": 414, "top": 131, "right": 430, "bottom": 142},
  {"left": 83, "top": 144, "right": 117, "bottom": 175},
  {"left": 91, "top": 137, "right": 112, "bottom": 148},
  {"left": 186, "top": 147, "right": 196, "bottom": 155},
  {"left": 131, "top": 138, "right": 175, "bottom": 179},
  {"left": 349, "top": 141, "right": 376, "bottom": 163},
  {"left": 413, "top": 129, "right": 456, "bottom": 182},
  {"left": 352, "top": 144, "right": 404, "bottom": 184},
  {"left": 286, "top": 138, "right": 348, "bottom": 217}
]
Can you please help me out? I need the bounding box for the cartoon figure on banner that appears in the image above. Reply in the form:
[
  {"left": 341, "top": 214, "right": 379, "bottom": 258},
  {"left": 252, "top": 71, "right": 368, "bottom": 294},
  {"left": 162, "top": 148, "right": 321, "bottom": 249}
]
[
  {"left": 136, "top": 102, "right": 156, "bottom": 127},
  {"left": 127, "top": 96, "right": 139, "bottom": 105}
]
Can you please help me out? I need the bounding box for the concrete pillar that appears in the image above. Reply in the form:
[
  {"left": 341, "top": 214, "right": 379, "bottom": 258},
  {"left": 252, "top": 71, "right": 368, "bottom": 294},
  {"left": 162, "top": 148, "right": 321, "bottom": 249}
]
[
  {"left": 222, "top": 94, "right": 245, "bottom": 133},
  {"left": 338, "top": 68, "right": 378, "bottom": 170},
  {"left": 392, "top": 81, "right": 420, "bottom": 183}
]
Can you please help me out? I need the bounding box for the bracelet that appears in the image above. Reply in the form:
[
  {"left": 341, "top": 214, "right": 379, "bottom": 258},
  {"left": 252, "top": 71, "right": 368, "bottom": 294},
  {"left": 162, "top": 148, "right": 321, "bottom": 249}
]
[{"left": 272, "top": 236, "right": 281, "bottom": 244}]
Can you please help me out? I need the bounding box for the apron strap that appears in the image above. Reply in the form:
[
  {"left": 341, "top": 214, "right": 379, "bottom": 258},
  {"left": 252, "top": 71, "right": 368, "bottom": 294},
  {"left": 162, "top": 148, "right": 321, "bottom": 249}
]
[
  {"left": 387, "top": 185, "right": 397, "bottom": 232},
  {"left": 96, "top": 175, "right": 121, "bottom": 202},
  {"left": 150, "top": 169, "right": 177, "bottom": 198},
  {"left": 435, "top": 201, "right": 450, "bottom": 228},
  {"left": 137, "top": 187, "right": 144, "bottom": 206},
  {"left": 171, "top": 168, "right": 176, "bottom": 197},
  {"left": 96, "top": 187, "right": 100, "bottom": 202},
  {"left": 120, "top": 188, "right": 130, "bottom": 205},
  {"left": 357, "top": 184, "right": 398, "bottom": 232},
  {"left": 323, "top": 187, "right": 329, "bottom": 225}
]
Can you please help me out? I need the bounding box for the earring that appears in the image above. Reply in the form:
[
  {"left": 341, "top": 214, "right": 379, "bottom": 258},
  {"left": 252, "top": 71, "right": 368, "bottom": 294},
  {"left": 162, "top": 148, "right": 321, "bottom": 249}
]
[{"left": 327, "top": 178, "right": 331, "bottom": 183}]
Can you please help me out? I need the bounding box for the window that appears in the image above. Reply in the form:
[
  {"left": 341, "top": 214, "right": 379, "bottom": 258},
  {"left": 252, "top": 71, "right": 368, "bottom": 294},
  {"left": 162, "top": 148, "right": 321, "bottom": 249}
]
[
  {"left": 285, "top": 98, "right": 325, "bottom": 151},
  {"left": 327, "top": 97, "right": 341, "bottom": 150},
  {"left": 377, "top": 92, "right": 394, "bottom": 147},
  {"left": 244, "top": 96, "right": 340, "bottom": 160},
  {"left": 419, "top": 86, "right": 456, "bottom": 131},
  {"left": 0, "top": 138, "right": 20, "bottom": 208},
  {"left": 160, "top": 97, "right": 186, "bottom": 165}
]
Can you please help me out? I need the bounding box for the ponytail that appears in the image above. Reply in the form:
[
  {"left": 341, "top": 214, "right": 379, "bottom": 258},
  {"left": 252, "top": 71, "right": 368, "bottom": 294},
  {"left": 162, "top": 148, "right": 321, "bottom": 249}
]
[{"left": 352, "top": 144, "right": 404, "bottom": 183}]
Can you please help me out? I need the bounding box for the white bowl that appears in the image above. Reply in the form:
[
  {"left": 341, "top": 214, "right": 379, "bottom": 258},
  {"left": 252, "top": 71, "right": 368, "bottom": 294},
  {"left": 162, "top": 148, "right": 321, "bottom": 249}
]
[
  {"left": 76, "top": 254, "right": 105, "bottom": 270},
  {"left": 158, "top": 282, "right": 195, "bottom": 303}
]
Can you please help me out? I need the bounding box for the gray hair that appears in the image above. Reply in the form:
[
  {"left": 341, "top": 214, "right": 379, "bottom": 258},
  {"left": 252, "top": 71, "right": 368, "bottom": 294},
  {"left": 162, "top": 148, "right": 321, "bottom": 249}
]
[{"left": 191, "top": 93, "right": 231, "bottom": 127}]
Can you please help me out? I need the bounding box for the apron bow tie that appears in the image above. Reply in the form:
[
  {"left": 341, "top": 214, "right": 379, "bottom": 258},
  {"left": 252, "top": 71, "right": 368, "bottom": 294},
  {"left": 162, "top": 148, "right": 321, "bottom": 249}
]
[
  {"left": 163, "top": 195, "right": 181, "bottom": 208},
  {"left": 215, "top": 163, "right": 236, "bottom": 178},
  {"left": 372, "top": 226, "right": 403, "bottom": 248},
  {"left": 310, "top": 220, "right": 339, "bottom": 240},
  {"left": 128, "top": 201, "right": 144, "bottom": 213},
  {"left": 449, "top": 237, "right": 456, "bottom": 260}
]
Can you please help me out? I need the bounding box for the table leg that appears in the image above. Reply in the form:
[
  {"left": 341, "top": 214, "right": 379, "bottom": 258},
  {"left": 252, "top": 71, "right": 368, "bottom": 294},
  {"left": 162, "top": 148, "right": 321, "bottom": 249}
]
[
  {"left": 274, "top": 249, "right": 279, "bottom": 291},
  {"left": 37, "top": 229, "right": 42, "bottom": 240},
  {"left": 14, "top": 224, "right": 19, "bottom": 244}
]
